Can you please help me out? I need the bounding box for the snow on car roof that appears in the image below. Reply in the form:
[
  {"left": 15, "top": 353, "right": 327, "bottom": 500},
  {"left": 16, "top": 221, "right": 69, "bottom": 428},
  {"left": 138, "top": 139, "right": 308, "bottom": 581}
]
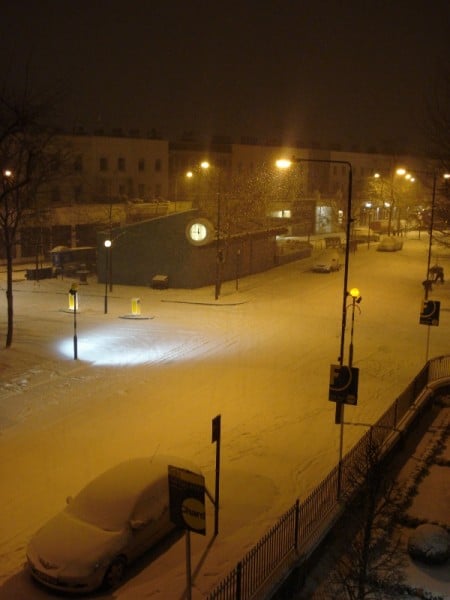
[{"left": 67, "top": 455, "right": 201, "bottom": 531}]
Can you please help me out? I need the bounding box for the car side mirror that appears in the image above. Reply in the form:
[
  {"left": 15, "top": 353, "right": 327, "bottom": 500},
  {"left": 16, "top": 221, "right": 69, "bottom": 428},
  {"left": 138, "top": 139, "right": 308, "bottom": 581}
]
[{"left": 66, "top": 496, "right": 73, "bottom": 505}]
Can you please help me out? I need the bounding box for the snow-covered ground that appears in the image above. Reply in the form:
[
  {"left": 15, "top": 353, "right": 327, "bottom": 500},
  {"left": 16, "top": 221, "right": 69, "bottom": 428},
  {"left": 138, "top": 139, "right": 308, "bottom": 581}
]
[{"left": 0, "top": 234, "right": 449, "bottom": 599}]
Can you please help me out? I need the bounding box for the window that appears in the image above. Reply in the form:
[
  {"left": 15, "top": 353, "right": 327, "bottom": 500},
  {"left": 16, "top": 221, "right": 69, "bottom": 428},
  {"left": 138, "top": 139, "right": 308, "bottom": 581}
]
[
  {"left": 118, "top": 157, "right": 126, "bottom": 171},
  {"left": 99, "top": 157, "right": 108, "bottom": 171},
  {"left": 138, "top": 158, "right": 145, "bottom": 171},
  {"left": 155, "top": 158, "right": 162, "bottom": 172}
]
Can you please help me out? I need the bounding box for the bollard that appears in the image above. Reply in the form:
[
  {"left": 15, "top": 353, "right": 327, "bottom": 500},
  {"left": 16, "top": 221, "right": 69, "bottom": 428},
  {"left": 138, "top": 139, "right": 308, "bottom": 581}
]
[
  {"left": 131, "top": 297, "right": 141, "bottom": 315},
  {"left": 68, "top": 285, "right": 79, "bottom": 311}
]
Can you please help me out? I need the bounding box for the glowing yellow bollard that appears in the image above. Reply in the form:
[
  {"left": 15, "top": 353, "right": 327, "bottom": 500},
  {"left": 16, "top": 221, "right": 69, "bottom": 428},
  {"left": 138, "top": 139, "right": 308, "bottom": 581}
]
[
  {"left": 131, "top": 297, "right": 141, "bottom": 315},
  {"left": 68, "top": 284, "right": 79, "bottom": 311}
]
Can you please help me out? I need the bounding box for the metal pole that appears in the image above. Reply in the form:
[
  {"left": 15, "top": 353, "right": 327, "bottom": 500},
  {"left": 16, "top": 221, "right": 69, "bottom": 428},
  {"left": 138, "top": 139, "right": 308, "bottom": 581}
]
[
  {"left": 73, "top": 291, "right": 78, "bottom": 360},
  {"left": 109, "top": 244, "right": 113, "bottom": 292},
  {"left": 290, "top": 158, "right": 353, "bottom": 499},
  {"left": 185, "top": 530, "right": 192, "bottom": 600},
  {"left": 424, "top": 172, "right": 437, "bottom": 301},
  {"left": 215, "top": 190, "right": 222, "bottom": 300},
  {"left": 104, "top": 247, "right": 109, "bottom": 314},
  {"left": 349, "top": 297, "right": 356, "bottom": 367},
  {"left": 337, "top": 164, "right": 353, "bottom": 426},
  {"left": 212, "top": 414, "right": 221, "bottom": 536}
]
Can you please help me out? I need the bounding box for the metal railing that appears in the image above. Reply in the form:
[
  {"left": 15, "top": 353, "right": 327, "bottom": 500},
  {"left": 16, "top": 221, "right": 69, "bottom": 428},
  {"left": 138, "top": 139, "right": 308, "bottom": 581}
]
[{"left": 207, "top": 355, "right": 450, "bottom": 600}]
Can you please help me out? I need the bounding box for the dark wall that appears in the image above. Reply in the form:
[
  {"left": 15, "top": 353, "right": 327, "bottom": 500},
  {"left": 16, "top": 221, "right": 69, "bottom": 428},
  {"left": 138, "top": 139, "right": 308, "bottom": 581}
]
[{"left": 97, "top": 210, "right": 279, "bottom": 289}]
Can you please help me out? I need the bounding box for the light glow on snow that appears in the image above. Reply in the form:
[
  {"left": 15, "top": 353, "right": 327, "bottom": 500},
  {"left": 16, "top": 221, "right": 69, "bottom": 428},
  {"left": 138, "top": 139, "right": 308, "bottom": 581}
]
[{"left": 55, "top": 326, "right": 206, "bottom": 366}]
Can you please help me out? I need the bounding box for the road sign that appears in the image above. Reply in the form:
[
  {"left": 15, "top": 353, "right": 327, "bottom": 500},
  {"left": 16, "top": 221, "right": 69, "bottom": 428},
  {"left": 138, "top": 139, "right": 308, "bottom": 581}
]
[
  {"left": 419, "top": 300, "right": 440, "bottom": 326},
  {"left": 329, "top": 364, "right": 359, "bottom": 405},
  {"left": 168, "top": 465, "right": 206, "bottom": 535}
]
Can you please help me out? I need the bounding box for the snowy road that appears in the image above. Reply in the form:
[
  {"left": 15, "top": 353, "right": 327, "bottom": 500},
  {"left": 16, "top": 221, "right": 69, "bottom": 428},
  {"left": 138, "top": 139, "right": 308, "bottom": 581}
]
[{"left": 0, "top": 236, "right": 449, "bottom": 599}]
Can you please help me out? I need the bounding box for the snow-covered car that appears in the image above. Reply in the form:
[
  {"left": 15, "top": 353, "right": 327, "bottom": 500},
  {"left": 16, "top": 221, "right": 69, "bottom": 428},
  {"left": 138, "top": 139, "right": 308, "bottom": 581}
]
[
  {"left": 27, "top": 456, "right": 202, "bottom": 593},
  {"left": 312, "top": 250, "right": 341, "bottom": 273},
  {"left": 351, "top": 227, "right": 380, "bottom": 243},
  {"left": 377, "top": 236, "right": 403, "bottom": 252}
]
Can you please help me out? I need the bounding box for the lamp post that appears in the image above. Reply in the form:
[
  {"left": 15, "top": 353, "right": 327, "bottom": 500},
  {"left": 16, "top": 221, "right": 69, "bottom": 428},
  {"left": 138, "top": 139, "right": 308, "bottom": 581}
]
[
  {"left": 203, "top": 163, "right": 224, "bottom": 301},
  {"left": 348, "top": 288, "right": 362, "bottom": 367},
  {"left": 196, "top": 161, "right": 223, "bottom": 300},
  {"left": 104, "top": 239, "right": 111, "bottom": 314},
  {"left": 69, "top": 283, "right": 78, "bottom": 360},
  {"left": 424, "top": 171, "right": 450, "bottom": 299},
  {"left": 276, "top": 158, "right": 353, "bottom": 418},
  {"left": 336, "top": 287, "right": 362, "bottom": 498},
  {"left": 174, "top": 170, "right": 194, "bottom": 211}
]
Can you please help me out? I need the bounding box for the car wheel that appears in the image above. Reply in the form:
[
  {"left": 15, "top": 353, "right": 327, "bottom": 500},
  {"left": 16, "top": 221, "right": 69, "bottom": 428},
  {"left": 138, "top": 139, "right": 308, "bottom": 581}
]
[{"left": 103, "top": 557, "right": 126, "bottom": 590}]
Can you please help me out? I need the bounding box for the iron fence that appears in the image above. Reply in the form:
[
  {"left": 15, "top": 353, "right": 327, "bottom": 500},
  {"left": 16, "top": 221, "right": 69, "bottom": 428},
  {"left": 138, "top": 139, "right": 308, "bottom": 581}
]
[{"left": 206, "top": 356, "right": 450, "bottom": 600}]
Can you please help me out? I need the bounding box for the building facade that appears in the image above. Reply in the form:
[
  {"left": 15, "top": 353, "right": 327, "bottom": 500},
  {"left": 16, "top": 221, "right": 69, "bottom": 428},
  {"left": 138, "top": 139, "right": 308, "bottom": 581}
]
[{"left": 12, "top": 131, "right": 436, "bottom": 265}]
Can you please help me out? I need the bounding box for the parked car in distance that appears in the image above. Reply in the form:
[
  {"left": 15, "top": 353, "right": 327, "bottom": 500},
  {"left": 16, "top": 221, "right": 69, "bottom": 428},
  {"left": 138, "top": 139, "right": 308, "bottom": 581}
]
[
  {"left": 312, "top": 250, "right": 341, "bottom": 272},
  {"left": 27, "top": 455, "right": 202, "bottom": 593},
  {"left": 377, "top": 236, "right": 403, "bottom": 252}
]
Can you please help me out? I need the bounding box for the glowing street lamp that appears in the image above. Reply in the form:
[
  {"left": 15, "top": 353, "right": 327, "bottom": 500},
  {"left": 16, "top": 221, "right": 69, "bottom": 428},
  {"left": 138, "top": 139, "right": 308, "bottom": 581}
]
[{"left": 104, "top": 239, "right": 112, "bottom": 314}]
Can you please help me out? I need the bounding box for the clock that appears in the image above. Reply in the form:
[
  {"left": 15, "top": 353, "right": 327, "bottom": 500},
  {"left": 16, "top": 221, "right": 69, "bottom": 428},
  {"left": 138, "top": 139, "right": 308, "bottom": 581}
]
[{"left": 186, "top": 218, "right": 214, "bottom": 245}]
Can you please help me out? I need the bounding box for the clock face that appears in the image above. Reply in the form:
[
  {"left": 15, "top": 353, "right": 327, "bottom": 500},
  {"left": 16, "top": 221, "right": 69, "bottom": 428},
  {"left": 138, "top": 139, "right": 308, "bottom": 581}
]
[
  {"left": 186, "top": 219, "right": 213, "bottom": 245},
  {"left": 189, "top": 223, "right": 208, "bottom": 241}
]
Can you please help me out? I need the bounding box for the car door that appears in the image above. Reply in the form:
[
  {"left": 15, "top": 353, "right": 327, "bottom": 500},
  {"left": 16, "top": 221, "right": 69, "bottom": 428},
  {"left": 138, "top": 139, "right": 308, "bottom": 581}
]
[{"left": 126, "top": 478, "right": 173, "bottom": 561}]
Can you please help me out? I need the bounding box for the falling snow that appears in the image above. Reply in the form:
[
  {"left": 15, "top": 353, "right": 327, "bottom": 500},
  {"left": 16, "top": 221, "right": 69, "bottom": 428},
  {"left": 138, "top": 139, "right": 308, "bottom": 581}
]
[{"left": 0, "top": 233, "right": 449, "bottom": 599}]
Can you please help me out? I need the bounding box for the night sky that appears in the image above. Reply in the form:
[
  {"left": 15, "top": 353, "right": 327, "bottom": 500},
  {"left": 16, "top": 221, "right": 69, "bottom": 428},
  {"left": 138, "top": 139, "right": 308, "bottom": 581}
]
[{"left": 1, "top": 1, "right": 449, "bottom": 152}]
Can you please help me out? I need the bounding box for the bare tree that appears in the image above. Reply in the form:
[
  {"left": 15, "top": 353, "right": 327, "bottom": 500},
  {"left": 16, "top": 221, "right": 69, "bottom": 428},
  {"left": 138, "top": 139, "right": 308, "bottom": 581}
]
[
  {"left": 322, "top": 431, "right": 406, "bottom": 599},
  {"left": 0, "top": 80, "right": 66, "bottom": 347},
  {"left": 426, "top": 67, "right": 450, "bottom": 172},
  {"left": 425, "top": 67, "right": 450, "bottom": 242}
]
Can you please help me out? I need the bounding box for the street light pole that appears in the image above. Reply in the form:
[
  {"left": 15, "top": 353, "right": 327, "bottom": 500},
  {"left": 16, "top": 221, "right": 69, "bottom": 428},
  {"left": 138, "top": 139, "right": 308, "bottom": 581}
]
[
  {"left": 215, "top": 189, "right": 222, "bottom": 301},
  {"left": 287, "top": 158, "right": 353, "bottom": 415},
  {"left": 425, "top": 171, "right": 438, "bottom": 301},
  {"left": 104, "top": 239, "right": 111, "bottom": 314}
]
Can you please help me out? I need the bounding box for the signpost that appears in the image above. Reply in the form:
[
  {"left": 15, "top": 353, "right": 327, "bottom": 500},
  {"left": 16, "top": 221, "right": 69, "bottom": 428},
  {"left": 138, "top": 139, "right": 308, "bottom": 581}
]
[
  {"left": 211, "top": 414, "right": 221, "bottom": 536},
  {"left": 168, "top": 465, "right": 206, "bottom": 600},
  {"left": 419, "top": 300, "right": 440, "bottom": 326},
  {"left": 420, "top": 299, "right": 440, "bottom": 362},
  {"left": 329, "top": 364, "right": 359, "bottom": 405}
]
